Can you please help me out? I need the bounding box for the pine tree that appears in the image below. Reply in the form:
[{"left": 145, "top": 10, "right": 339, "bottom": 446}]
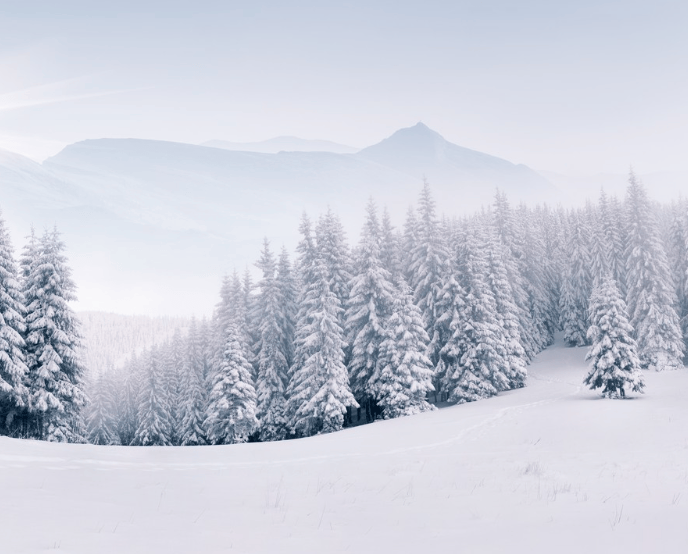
[
  {"left": 585, "top": 276, "right": 645, "bottom": 398},
  {"left": 86, "top": 373, "right": 121, "bottom": 445},
  {"left": 287, "top": 260, "right": 357, "bottom": 436},
  {"left": 253, "top": 239, "right": 289, "bottom": 442},
  {"left": 443, "top": 224, "right": 509, "bottom": 403},
  {"left": 484, "top": 224, "right": 528, "bottom": 389},
  {"left": 344, "top": 199, "right": 396, "bottom": 415},
  {"left": 0, "top": 213, "right": 28, "bottom": 434},
  {"left": 401, "top": 206, "right": 419, "bottom": 285},
  {"left": 516, "top": 205, "right": 557, "bottom": 349},
  {"left": 598, "top": 191, "right": 626, "bottom": 291},
  {"left": 132, "top": 347, "right": 173, "bottom": 446},
  {"left": 316, "top": 209, "right": 352, "bottom": 322},
  {"left": 380, "top": 207, "right": 401, "bottom": 281},
  {"left": 373, "top": 279, "right": 435, "bottom": 418},
  {"left": 276, "top": 246, "right": 297, "bottom": 368},
  {"left": 624, "top": 173, "right": 684, "bottom": 370},
  {"left": 162, "top": 332, "right": 184, "bottom": 444},
  {"left": 205, "top": 322, "right": 258, "bottom": 445},
  {"left": 433, "top": 259, "right": 468, "bottom": 402},
  {"left": 178, "top": 318, "right": 208, "bottom": 445},
  {"left": 492, "top": 191, "right": 540, "bottom": 359},
  {"left": 560, "top": 211, "right": 593, "bottom": 347},
  {"left": 668, "top": 200, "right": 688, "bottom": 351},
  {"left": 408, "top": 183, "right": 450, "bottom": 364},
  {"left": 117, "top": 351, "right": 142, "bottom": 446},
  {"left": 22, "top": 229, "right": 86, "bottom": 442}
]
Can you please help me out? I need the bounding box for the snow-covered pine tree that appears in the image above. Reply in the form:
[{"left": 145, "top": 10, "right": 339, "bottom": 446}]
[
  {"left": 598, "top": 191, "right": 626, "bottom": 292},
  {"left": 433, "top": 254, "right": 468, "bottom": 402},
  {"left": 372, "top": 278, "right": 435, "bottom": 418},
  {"left": 178, "top": 317, "right": 208, "bottom": 445},
  {"left": 668, "top": 200, "right": 688, "bottom": 351},
  {"left": 380, "top": 207, "right": 402, "bottom": 282},
  {"left": 0, "top": 213, "right": 28, "bottom": 435},
  {"left": 163, "top": 331, "right": 185, "bottom": 444},
  {"left": 443, "top": 223, "right": 509, "bottom": 403},
  {"left": 253, "top": 239, "right": 289, "bottom": 442},
  {"left": 408, "top": 183, "right": 450, "bottom": 365},
  {"left": 86, "top": 372, "right": 121, "bottom": 445},
  {"left": 483, "top": 224, "right": 528, "bottom": 389},
  {"left": 344, "top": 199, "right": 396, "bottom": 418},
  {"left": 560, "top": 210, "right": 593, "bottom": 347},
  {"left": 515, "top": 204, "right": 556, "bottom": 349},
  {"left": 589, "top": 203, "right": 611, "bottom": 287},
  {"left": 117, "top": 351, "right": 142, "bottom": 446},
  {"left": 624, "top": 173, "right": 684, "bottom": 370},
  {"left": 492, "top": 191, "right": 539, "bottom": 360},
  {"left": 585, "top": 276, "right": 645, "bottom": 398},
  {"left": 401, "top": 206, "right": 419, "bottom": 285},
  {"left": 287, "top": 258, "right": 357, "bottom": 436},
  {"left": 535, "top": 204, "right": 566, "bottom": 334},
  {"left": 286, "top": 213, "right": 319, "bottom": 397},
  {"left": 316, "top": 209, "right": 352, "bottom": 323},
  {"left": 276, "top": 246, "right": 297, "bottom": 368},
  {"left": 205, "top": 321, "right": 258, "bottom": 445},
  {"left": 22, "top": 228, "right": 86, "bottom": 442},
  {"left": 132, "top": 347, "right": 173, "bottom": 446},
  {"left": 242, "top": 267, "right": 259, "bottom": 370}
]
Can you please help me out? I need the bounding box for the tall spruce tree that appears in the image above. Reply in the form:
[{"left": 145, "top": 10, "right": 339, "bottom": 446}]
[
  {"left": 443, "top": 224, "right": 509, "bottom": 403},
  {"left": 344, "top": 199, "right": 396, "bottom": 416},
  {"left": 178, "top": 318, "right": 208, "bottom": 446},
  {"left": 492, "top": 191, "right": 540, "bottom": 359},
  {"left": 668, "top": 201, "right": 688, "bottom": 351},
  {"left": 287, "top": 259, "right": 356, "bottom": 436},
  {"left": 316, "top": 209, "right": 352, "bottom": 322},
  {"left": 0, "top": 214, "right": 28, "bottom": 434},
  {"left": 205, "top": 321, "right": 258, "bottom": 444},
  {"left": 276, "top": 246, "right": 298, "bottom": 368},
  {"left": 585, "top": 276, "right": 645, "bottom": 398},
  {"left": 624, "top": 173, "right": 684, "bottom": 370},
  {"left": 132, "top": 347, "right": 173, "bottom": 446},
  {"left": 373, "top": 278, "right": 435, "bottom": 418},
  {"left": 86, "top": 373, "right": 121, "bottom": 445},
  {"left": 484, "top": 224, "right": 528, "bottom": 388},
  {"left": 408, "top": 183, "right": 450, "bottom": 365},
  {"left": 22, "top": 229, "right": 86, "bottom": 442},
  {"left": 253, "top": 239, "right": 289, "bottom": 442},
  {"left": 560, "top": 211, "right": 593, "bottom": 347}
]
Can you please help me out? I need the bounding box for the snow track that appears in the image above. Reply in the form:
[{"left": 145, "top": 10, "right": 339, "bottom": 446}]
[{"left": 2, "top": 336, "right": 687, "bottom": 553}]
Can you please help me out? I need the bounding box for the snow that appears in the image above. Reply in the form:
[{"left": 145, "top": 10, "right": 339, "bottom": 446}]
[{"left": 2, "top": 335, "right": 687, "bottom": 553}]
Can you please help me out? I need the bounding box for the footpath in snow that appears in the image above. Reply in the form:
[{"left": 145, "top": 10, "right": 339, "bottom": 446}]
[{"left": 1, "top": 335, "right": 687, "bottom": 553}]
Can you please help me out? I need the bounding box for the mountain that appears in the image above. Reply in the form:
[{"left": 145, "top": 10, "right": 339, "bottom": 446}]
[
  {"left": 356, "top": 123, "right": 555, "bottom": 202},
  {"left": 1, "top": 124, "right": 560, "bottom": 315},
  {"left": 202, "top": 136, "right": 359, "bottom": 154}
]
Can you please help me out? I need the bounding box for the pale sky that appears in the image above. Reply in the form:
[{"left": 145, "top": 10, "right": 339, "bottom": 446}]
[{"left": 1, "top": 0, "right": 687, "bottom": 174}]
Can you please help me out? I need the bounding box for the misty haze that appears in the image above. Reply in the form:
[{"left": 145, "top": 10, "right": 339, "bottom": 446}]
[{"left": 1, "top": 2, "right": 687, "bottom": 554}]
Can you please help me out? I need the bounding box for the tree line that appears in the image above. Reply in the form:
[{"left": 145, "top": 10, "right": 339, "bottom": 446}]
[
  {"left": 83, "top": 174, "right": 688, "bottom": 446},
  {"left": 1, "top": 173, "right": 686, "bottom": 445}
]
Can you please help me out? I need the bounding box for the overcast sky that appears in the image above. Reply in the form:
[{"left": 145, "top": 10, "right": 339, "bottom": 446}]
[{"left": 1, "top": 0, "right": 686, "bottom": 174}]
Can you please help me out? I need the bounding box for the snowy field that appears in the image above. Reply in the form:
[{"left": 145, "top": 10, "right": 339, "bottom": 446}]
[{"left": 2, "top": 336, "right": 687, "bottom": 554}]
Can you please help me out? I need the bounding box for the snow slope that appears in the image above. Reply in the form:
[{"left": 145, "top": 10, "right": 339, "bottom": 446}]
[{"left": 2, "top": 335, "right": 687, "bottom": 553}]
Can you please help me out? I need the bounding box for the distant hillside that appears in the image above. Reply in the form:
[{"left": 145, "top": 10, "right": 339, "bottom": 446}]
[{"left": 203, "top": 136, "right": 358, "bottom": 154}]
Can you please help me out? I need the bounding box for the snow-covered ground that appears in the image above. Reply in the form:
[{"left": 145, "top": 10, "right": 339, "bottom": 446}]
[{"left": 2, "top": 336, "right": 687, "bottom": 553}]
